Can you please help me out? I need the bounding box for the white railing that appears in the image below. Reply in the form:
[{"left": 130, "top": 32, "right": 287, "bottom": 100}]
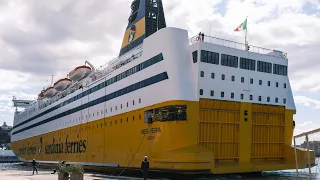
[
  {"left": 293, "top": 128, "right": 320, "bottom": 180},
  {"left": 98, "top": 43, "right": 144, "bottom": 71},
  {"left": 189, "top": 35, "right": 288, "bottom": 59}
]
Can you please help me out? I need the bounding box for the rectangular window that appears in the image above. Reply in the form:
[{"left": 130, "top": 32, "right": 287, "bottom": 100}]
[
  {"left": 259, "top": 80, "right": 262, "bottom": 85},
  {"left": 250, "top": 95, "right": 253, "bottom": 100},
  {"left": 210, "top": 90, "right": 214, "bottom": 97},
  {"left": 250, "top": 78, "right": 253, "bottom": 84},
  {"left": 240, "top": 94, "right": 244, "bottom": 99},
  {"left": 268, "top": 81, "right": 270, "bottom": 86},
  {"left": 211, "top": 73, "right": 215, "bottom": 79},
  {"left": 273, "top": 64, "right": 288, "bottom": 76},
  {"left": 221, "top": 92, "right": 224, "bottom": 98},
  {"left": 259, "top": 96, "right": 262, "bottom": 101},
  {"left": 240, "top": 57, "right": 256, "bottom": 71},
  {"left": 231, "top": 93, "right": 234, "bottom": 99},
  {"left": 201, "top": 50, "right": 219, "bottom": 64},
  {"left": 257, "top": 61, "right": 272, "bottom": 73},
  {"left": 200, "top": 89, "right": 203, "bottom": 95},
  {"left": 241, "top": 77, "right": 244, "bottom": 83},
  {"left": 192, "top": 51, "right": 198, "bottom": 63},
  {"left": 221, "top": 54, "right": 238, "bottom": 68},
  {"left": 200, "top": 71, "right": 204, "bottom": 77},
  {"left": 231, "top": 76, "right": 235, "bottom": 81},
  {"left": 267, "top": 97, "right": 270, "bottom": 102},
  {"left": 222, "top": 74, "right": 225, "bottom": 80},
  {"left": 276, "top": 82, "right": 279, "bottom": 87},
  {"left": 283, "top": 98, "right": 286, "bottom": 104},
  {"left": 284, "top": 83, "right": 287, "bottom": 89},
  {"left": 275, "top": 98, "right": 278, "bottom": 103}
]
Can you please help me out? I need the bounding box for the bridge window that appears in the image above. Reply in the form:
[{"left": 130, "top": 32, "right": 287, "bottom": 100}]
[
  {"left": 221, "top": 54, "right": 238, "bottom": 68},
  {"left": 257, "top": 61, "right": 272, "bottom": 73},
  {"left": 201, "top": 50, "right": 219, "bottom": 65},
  {"left": 144, "top": 105, "right": 187, "bottom": 123},
  {"left": 192, "top": 51, "right": 198, "bottom": 63},
  {"left": 273, "top": 64, "right": 287, "bottom": 76},
  {"left": 240, "top": 57, "right": 255, "bottom": 71}
]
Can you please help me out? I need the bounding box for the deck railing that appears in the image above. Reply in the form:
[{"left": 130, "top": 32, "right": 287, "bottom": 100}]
[{"left": 189, "top": 35, "right": 287, "bottom": 59}]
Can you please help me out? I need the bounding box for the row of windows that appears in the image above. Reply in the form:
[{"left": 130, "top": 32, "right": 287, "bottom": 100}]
[
  {"left": 199, "top": 50, "right": 219, "bottom": 64},
  {"left": 199, "top": 89, "right": 287, "bottom": 104},
  {"left": 240, "top": 57, "right": 255, "bottom": 71},
  {"left": 273, "top": 64, "right": 288, "bottom": 76},
  {"left": 12, "top": 72, "right": 169, "bottom": 135},
  {"left": 193, "top": 50, "right": 288, "bottom": 76},
  {"left": 221, "top": 54, "right": 238, "bottom": 68},
  {"left": 257, "top": 61, "right": 272, "bottom": 73},
  {"left": 54, "top": 113, "right": 143, "bottom": 130},
  {"left": 14, "top": 53, "right": 164, "bottom": 129},
  {"left": 200, "top": 71, "right": 287, "bottom": 88}
]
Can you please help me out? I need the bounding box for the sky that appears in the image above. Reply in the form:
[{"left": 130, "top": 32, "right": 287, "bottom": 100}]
[{"left": 0, "top": 0, "right": 319, "bottom": 143}]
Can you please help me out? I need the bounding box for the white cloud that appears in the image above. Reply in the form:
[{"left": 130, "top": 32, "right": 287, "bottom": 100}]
[
  {"left": 294, "top": 95, "right": 320, "bottom": 109},
  {"left": 0, "top": 0, "right": 319, "bottom": 126}
]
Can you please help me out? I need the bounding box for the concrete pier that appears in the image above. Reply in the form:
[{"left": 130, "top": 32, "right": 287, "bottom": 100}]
[{"left": 0, "top": 169, "right": 147, "bottom": 180}]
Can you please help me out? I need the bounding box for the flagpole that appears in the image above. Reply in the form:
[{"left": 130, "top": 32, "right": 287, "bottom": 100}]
[{"left": 245, "top": 16, "right": 248, "bottom": 45}]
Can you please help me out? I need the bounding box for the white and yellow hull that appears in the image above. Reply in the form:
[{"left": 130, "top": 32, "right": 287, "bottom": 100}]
[{"left": 11, "top": 26, "right": 314, "bottom": 174}]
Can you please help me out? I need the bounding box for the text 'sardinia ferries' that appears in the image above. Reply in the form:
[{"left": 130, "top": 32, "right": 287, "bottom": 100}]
[{"left": 11, "top": 0, "right": 314, "bottom": 175}]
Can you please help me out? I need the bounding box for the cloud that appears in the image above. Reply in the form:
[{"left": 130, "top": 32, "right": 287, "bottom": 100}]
[
  {"left": 294, "top": 96, "right": 320, "bottom": 109},
  {"left": 0, "top": 0, "right": 319, "bottom": 127}
]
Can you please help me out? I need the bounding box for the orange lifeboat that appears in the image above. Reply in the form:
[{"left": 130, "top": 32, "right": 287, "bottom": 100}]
[
  {"left": 53, "top": 78, "right": 72, "bottom": 91},
  {"left": 43, "top": 87, "right": 57, "bottom": 98},
  {"left": 68, "top": 65, "right": 92, "bottom": 82}
]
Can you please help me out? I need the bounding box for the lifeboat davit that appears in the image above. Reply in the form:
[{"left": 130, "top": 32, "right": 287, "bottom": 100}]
[
  {"left": 68, "top": 65, "right": 92, "bottom": 82},
  {"left": 53, "top": 78, "right": 72, "bottom": 91},
  {"left": 38, "top": 90, "right": 45, "bottom": 100},
  {"left": 43, "top": 87, "right": 57, "bottom": 98}
]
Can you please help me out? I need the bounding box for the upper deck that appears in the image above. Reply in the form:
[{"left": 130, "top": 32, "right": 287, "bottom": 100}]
[
  {"left": 188, "top": 33, "right": 294, "bottom": 111},
  {"left": 189, "top": 35, "right": 287, "bottom": 60}
]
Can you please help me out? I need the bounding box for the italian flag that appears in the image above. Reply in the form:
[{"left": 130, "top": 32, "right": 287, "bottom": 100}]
[{"left": 234, "top": 18, "right": 247, "bottom": 32}]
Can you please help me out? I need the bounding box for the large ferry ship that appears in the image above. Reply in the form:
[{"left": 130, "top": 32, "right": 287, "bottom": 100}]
[{"left": 11, "top": 0, "right": 314, "bottom": 174}]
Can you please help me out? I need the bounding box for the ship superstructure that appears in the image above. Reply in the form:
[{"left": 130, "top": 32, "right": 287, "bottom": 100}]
[{"left": 11, "top": 0, "right": 313, "bottom": 174}]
